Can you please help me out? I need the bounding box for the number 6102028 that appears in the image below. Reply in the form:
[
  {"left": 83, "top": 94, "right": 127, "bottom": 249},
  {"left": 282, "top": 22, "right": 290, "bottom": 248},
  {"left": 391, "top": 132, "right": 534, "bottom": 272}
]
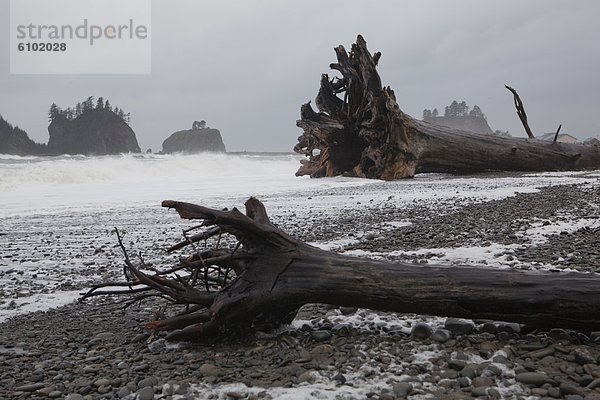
[{"left": 18, "top": 42, "right": 67, "bottom": 51}]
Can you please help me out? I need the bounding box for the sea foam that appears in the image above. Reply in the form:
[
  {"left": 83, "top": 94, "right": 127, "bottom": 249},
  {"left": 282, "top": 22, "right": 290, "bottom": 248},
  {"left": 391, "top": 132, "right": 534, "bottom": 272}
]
[
  {"left": 0, "top": 152, "right": 301, "bottom": 191},
  {"left": 0, "top": 152, "right": 318, "bottom": 216}
]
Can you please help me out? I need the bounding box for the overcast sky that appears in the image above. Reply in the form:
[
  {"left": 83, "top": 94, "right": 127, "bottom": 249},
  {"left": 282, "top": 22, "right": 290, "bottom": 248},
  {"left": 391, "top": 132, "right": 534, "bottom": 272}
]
[{"left": 1, "top": 0, "right": 599, "bottom": 152}]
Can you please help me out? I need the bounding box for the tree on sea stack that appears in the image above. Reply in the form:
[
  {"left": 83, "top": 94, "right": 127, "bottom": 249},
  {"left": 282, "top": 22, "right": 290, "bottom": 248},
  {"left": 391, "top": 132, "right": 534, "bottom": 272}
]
[
  {"left": 294, "top": 35, "right": 600, "bottom": 179},
  {"left": 84, "top": 197, "right": 600, "bottom": 342}
]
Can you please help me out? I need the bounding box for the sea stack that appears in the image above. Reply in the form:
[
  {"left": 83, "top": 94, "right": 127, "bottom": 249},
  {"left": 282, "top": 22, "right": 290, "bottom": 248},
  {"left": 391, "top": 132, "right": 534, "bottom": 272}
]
[
  {"left": 162, "top": 120, "right": 226, "bottom": 154},
  {"left": 48, "top": 108, "right": 140, "bottom": 155}
]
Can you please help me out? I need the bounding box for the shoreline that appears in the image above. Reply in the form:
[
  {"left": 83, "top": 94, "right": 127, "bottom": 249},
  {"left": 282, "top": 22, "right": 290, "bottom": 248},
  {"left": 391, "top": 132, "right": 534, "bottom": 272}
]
[{"left": 1, "top": 172, "right": 600, "bottom": 399}]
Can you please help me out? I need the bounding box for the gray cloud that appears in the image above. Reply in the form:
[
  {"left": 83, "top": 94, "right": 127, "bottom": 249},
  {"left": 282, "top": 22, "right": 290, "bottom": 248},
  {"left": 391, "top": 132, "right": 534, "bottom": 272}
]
[{"left": 1, "top": 0, "right": 599, "bottom": 152}]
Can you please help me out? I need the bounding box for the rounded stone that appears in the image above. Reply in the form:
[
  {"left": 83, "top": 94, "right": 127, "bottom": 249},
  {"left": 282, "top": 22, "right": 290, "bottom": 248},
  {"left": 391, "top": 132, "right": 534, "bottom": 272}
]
[
  {"left": 137, "top": 377, "right": 158, "bottom": 389},
  {"left": 515, "top": 372, "right": 554, "bottom": 386},
  {"left": 448, "top": 359, "right": 467, "bottom": 371},
  {"left": 94, "top": 378, "right": 111, "bottom": 387},
  {"left": 298, "top": 370, "right": 315, "bottom": 384},
  {"left": 471, "top": 386, "right": 488, "bottom": 396},
  {"left": 311, "top": 344, "right": 334, "bottom": 354},
  {"left": 199, "top": 363, "right": 220, "bottom": 377},
  {"left": 564, "top": 396, "right": 584, "bottom": 400},
  {"left": 457, "top": 377, "right": 470, "bottom": 388},
  {"left": 488, "top": 388, "right": 501, "bottom": 399},
  {"left": 547, "top": 387, "right": 561, "bottom": 398},
  {"left": 444, "top": 318, "right": 475, "bottom": 335},
  {"left": 410, "top": 322, "right": 433, "bottom": 340},
  {"left": 339, "top": 307, "right": 357, "bottom": 315},
  {"left": 331, "top": 323, "right": 352, "bottom": 336},
  {"left": 333, "top": 373, "right": 346, "bottom": 385},
  {"left": 137, "top": 386, "right": 154, "bottom": 400},
  {"left": 117, "top": 387, "right": 131, "bottom": 398},
  {"left": 431, "top": 328, "right": 451, "bottom": 343},
  {"left": 97, "top": 386, "right": 111, "bottom": 394},
  {"left": 310, "top": 330, "right": 332, "bottom": 342},
  {"left": 573, "top": 348, "right": 597, "bottom": 365},
  {"left": 392, "top": 382, "right": 413, "bottom": 397}
]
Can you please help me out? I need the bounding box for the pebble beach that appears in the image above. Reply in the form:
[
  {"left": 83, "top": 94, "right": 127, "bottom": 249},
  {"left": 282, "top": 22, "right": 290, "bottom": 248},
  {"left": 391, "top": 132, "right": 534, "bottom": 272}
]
[{"left": 1, "top": 159, "right": 600, "bottom": 400}]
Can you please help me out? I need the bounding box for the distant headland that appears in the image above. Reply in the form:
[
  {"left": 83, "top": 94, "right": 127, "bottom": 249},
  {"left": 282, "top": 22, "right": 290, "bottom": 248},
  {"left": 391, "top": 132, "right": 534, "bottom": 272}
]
[
  {"left": 422, "top": 100, "right": 509, "bottom": 136},
  {"left": 0, "top": 96, "right": 140, "bottom": 156},
  {"left": 0, "top": 115, "right": 46, "bottom": 155}
]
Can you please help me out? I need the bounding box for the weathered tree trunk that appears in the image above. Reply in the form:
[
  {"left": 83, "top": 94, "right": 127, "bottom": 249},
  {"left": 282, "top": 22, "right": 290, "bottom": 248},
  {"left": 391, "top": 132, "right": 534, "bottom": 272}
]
[
  {"left": 294, "top": 35, "right": 600, "bottom": 180},
  {"left": 84, "top": 198, "right": 600, "bottom": 341}
]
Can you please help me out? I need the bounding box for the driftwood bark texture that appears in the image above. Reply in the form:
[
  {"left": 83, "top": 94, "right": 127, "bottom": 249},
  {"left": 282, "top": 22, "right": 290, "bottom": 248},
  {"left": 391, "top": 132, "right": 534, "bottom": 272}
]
[
  {"left": 83, "top": 197, "right": 600, "bottom": 342},
  {"left": 294, "top": 35, "right": 600, "bottom": 180}
]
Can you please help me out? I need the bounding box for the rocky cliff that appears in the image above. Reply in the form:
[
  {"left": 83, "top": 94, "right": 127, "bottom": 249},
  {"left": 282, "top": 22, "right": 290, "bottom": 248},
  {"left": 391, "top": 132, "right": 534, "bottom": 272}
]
[
  {"left": 0, "top": 116, "right": 46, "bottom": 155},
  {"left": 423, "top": 116, "right": 493, "bottom": 135},
  {"left": 48, "top": 109, "right": 140, "bottom": 155},
  {"left": 162, "top": 128, "right": 226, "bottom": 154}
]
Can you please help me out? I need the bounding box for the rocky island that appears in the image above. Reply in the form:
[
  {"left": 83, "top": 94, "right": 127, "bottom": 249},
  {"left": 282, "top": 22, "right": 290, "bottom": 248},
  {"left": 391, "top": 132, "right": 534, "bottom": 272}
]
[
  {"left": 162, "top": 120, "right": 226, "bottom": 154},
  {"left": 47, "top": 97, "right": 140, "bottom": 155}
]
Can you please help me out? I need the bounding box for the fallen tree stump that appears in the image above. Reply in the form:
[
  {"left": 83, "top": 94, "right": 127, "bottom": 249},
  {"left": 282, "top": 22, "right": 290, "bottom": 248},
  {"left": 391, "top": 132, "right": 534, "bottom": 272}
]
[
  {"left": 83, "top": 197, "right": 600, "bottom": 341},
  {"left": 294, "top": 35, "right": 600, "bottom": 179}
]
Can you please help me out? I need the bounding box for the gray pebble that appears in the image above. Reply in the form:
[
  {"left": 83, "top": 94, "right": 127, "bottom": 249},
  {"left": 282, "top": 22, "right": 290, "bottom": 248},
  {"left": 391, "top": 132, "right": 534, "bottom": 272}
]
[
  {"left": 138, "top": 377, "right": 158, "bottom": 389},
  {"left": 573, "top": 347, "right": 597, "bottom": 365},
  {"left": 488, "top": 388, "right": 501, "bottom": 399},
  {"left": 411, "top": 322, "right": 432, "bottom": 340},
  {"left": 431, "top": 328, "right": 451, "bottom": 343},
  {"left": 199, "top": 363, "right": 220, "bottom": 377},
  {"left": 547, "top": 387, "right": 561, "bottom": 398},
  {"left": 444, "top": 318, "right": 475, "bottom": 335},
  {"left": 137, "top": 386, "right": 154, "bottom": 400},
  {"left": 448, "top": 359, "right": 467, "bottom": 371},
  {"left": 298, "top": 370, "right": 315, "bottom": 384},
  {"left": 98, "top": 385, "right": 111, "bottom": 394},
  {"left": 515, "top": 372, "right": 555, "bottom": 386},
  {"left": 392, "top": 382, "right": 413, "bottom": 397},
  {"left": 339, "top": 307, "right": 357, "bottom": 315},
  {"left": 564, "top": 396, "right": 583, "bottom": 400},
  {"left": 310, "top": 330, "right": 332, "bottom": 342},
  {"left": 131, "top": 333, "right": 150, "bottom": 343},
  {"left": 471, "top": 386, "right": 488, "bottom": 396},
  {"left": 333, "top": 373, "right": 346, "bottom": 385},
  {"left": 94, "top": 332, "right": 115, "bottom": 340},
  {"left": 94, "top": 378, "right": 111, "bottom": 387},
  {"left": 457, "top": 377, "right": 470, "bottom": 387},
  {"left": 117, "top": 387, "right": 131, "bottom": 398},
  {"left": 331, "top": 323, "right": 352, "bottom": 336},
  {"left": 461, "top": 364, "right": 479, "bottom": 379},
  {"left": 14, "top": 383, "right": 45, "bottom": 392}
]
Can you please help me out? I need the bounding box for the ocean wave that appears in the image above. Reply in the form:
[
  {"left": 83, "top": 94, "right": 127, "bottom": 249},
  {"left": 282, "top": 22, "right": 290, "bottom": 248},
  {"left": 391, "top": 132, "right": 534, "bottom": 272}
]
[
  {"left": 0, "top": 153, "right": 41, "bottom": 160},
  {"left": 0, "top": 152, "right": 303, "bottom": 191}
]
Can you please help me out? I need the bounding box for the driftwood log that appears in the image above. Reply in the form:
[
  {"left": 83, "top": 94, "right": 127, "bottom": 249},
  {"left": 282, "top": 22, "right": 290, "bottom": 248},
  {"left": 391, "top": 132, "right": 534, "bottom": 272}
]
[
  {"left": 294, "top": 35, "right": 600, "bottom": 180},
  {"left": 505, "top": 85, "right": 535, "bottom": 139},
  {"left": 83, "top": 197, "right": 600, "bottom": 341}
]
